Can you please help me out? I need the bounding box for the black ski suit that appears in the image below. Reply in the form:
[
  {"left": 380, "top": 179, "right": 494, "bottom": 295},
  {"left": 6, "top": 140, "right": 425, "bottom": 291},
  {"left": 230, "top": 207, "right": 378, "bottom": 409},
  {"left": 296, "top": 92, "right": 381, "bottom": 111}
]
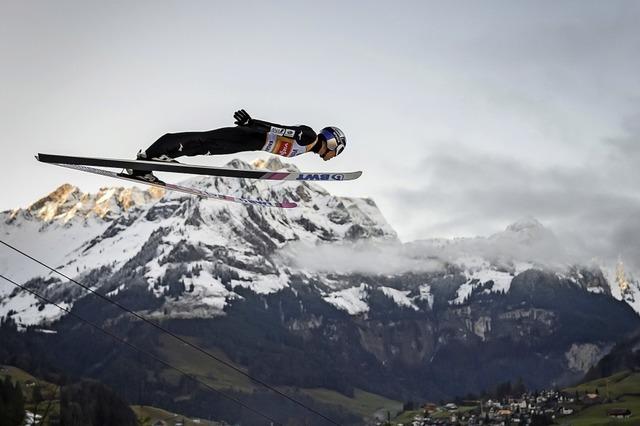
[{"left": 144, "top": 119, "right": 320, "bottom": 159}]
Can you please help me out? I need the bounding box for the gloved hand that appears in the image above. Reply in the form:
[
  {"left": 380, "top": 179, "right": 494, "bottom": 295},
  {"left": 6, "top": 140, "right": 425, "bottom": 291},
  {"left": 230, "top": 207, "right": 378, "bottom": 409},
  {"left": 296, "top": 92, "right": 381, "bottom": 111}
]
[{"left": 233, "top": 109, "right": 252, "bottom": 126}]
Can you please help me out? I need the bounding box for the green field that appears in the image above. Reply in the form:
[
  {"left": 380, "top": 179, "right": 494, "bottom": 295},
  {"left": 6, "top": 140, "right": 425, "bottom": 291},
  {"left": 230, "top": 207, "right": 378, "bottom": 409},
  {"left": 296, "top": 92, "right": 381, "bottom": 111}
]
[
  {"left": 564, "top": 371, "right": 640, "bottom": 400},
  {"left": 158, "top": 334, "right": 403, "bottom": 419},
  {"left": 300, "top": 387, "right": 402, "bottom": 419},
  {"left": 1, "top": 365, "right": 223, "bottom": 425},
  {"left": 562, "top": 371, "right": 640, "bottom": 426},
  {"left": 132, "top": 405, "right": 222, "bottom": 426},
  {"left": 4, "top": 351, "right": 403, "bottom": 423},
  {"left": 559, "top": 395, "right": 640, "bottom": 426},
  {"left": 1, "top": 365, "right": 60, "bottom": 424},
  {"left": 157, "top": 334, "right": 255, "bottom": 393}
]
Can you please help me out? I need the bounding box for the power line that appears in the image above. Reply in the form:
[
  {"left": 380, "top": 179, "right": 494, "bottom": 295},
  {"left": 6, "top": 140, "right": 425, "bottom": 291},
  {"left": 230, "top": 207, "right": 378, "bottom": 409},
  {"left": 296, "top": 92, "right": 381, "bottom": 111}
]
[
  {"left": 0, "top": 273, "right": 281, "bottom": 426},
  {"left": 0, "top": 240, "right": 342, "bottom": 425}
]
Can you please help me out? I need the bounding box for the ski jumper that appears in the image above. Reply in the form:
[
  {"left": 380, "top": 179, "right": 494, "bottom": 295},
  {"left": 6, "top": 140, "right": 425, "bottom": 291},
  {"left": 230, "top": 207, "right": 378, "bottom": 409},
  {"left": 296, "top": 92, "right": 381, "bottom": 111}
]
[{"left": 143, "top": 120, "right": 320, "bottom": 160}]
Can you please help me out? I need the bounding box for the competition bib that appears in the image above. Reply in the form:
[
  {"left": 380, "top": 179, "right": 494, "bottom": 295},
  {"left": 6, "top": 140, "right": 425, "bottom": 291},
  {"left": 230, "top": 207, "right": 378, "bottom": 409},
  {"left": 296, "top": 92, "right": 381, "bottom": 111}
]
[{"left": 261, "top": 126, "right": 312, "bottom": 158}]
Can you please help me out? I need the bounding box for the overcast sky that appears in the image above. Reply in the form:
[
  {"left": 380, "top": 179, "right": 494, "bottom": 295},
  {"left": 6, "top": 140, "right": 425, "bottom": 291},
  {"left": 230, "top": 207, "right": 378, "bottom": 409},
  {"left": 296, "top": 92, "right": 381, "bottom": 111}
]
[{"left": 1, "top": 1, "right": 639, "bottom": 263}]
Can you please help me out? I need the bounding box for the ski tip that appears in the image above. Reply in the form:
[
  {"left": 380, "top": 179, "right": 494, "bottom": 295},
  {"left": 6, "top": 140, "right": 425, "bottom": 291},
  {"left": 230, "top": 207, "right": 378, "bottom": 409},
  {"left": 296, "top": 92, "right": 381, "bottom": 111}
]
[
  {"left": 35, "top": 153, "right": 50, "bottom": 163},
  {"left": 281, "top": 201, "right": 298, "bottom": 208},
  {"left": 338, "top": 170, "right": 363, "bottom": 180}
]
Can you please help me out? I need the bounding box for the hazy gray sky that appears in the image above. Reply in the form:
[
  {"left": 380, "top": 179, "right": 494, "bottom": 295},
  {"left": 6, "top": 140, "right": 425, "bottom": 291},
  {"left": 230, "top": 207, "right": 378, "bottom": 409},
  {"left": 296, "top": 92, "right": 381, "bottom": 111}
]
[{"left": 1, "top": 1, "right": 639, "bottom": 255}]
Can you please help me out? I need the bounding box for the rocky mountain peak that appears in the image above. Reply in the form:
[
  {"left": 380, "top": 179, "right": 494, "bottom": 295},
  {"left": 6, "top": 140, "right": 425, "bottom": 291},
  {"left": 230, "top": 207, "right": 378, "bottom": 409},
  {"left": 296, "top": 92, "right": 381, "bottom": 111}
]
[
  {"left": 27, "top": 183, "right": 80, "bottom": 218},
  {"left": 251, "top": 156, "right": 299, "bottom": 172},
  {"left": 615, "top": 261, "right": 639, "bottom": 309},
  {"left": 223, "top": 158, "right": 255, "bottom": 170},
  {"left": 491, "top": 216, "right": 557, "bottom": 246},
  {"left": 505, "top": 216, "right": 545, "bottom": 234},
  {"left": 9, "top": 183, "right": 163, "bottom": 224}
]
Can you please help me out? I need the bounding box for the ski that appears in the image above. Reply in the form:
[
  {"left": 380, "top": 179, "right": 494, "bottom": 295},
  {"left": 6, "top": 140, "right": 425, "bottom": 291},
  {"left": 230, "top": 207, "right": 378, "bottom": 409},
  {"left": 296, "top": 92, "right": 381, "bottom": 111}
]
[
  {"left": 36, "top": 153, "right": 362, "bottom": 182},
  {"left": 50, "top": 163, "right": 298, "bottom": 209}
]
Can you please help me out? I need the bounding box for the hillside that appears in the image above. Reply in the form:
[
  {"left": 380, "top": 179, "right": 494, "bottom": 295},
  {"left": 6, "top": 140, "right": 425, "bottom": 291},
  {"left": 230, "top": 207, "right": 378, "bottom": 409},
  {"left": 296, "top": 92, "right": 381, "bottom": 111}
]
[
  {"left": 564, "top": 371, "right": 640, "bottom": 426},
  {"left": 0, "top": 364, "right": 226, "bottom": 426}
]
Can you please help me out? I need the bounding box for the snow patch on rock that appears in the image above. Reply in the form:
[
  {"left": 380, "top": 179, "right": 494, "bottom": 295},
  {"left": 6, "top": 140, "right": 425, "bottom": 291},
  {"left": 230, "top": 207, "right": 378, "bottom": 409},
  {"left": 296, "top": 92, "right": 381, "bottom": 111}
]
[
  {"left": 231, "top": 272, "right": 290, "bottom": 295},
  {"left": 419, "top": 284, "right": 434, "bottom": 309},
  {"left": 379, "top": 286, "right": 419, "bottom": 311},
  {"left": 0, "top": 291, "right": 70, "bottom": 327},
  {"left": 323, "top": 284, "right": 370, "bottom": 315}
]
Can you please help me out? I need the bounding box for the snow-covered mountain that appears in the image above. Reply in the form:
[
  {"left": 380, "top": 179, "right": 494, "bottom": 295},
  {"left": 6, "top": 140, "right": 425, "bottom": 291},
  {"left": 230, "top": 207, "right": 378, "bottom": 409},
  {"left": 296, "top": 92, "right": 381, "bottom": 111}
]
[
  {"left": 1, "top": 157, "right": 639, "bottom": 423},
  {"left": 1, "top": 157, "right": 638, "bottom": 325},
  {"left": 0, "top": 157, "right": 396, "bottom": 323},
  {"left": 403, "top": 216, "right": 640, "bottom": 312}
]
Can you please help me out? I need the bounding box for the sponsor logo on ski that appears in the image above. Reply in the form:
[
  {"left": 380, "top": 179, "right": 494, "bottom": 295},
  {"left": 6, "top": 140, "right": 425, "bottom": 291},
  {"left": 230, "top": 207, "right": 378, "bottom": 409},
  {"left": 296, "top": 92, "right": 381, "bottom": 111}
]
[{"left": 296, "top": 173, "right": 345, "bottom": 181}]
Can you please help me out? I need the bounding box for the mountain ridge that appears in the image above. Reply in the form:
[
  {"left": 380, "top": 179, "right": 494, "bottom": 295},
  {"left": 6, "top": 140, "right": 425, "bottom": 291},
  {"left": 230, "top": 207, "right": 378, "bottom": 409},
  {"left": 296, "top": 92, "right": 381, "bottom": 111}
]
[
  {"left": 1, "top": 157, "right": 639, "bottom": 424},
  {"left": 2, "top": 157, "right": 639, "bottom": 321}
]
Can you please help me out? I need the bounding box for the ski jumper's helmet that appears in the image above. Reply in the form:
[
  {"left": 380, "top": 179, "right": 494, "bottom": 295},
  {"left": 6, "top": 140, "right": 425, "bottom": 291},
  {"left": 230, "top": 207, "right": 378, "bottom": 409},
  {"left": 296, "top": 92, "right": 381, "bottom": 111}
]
[{"left": 319, "top": 127, "right": 347, "bottom": 156}]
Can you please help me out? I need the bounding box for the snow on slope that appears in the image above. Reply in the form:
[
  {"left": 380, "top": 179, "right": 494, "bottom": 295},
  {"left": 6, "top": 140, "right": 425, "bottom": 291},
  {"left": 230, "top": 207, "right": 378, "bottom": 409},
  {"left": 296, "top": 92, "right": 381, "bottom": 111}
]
[
  {"left": 0, "top": 183, "right": 162, "bottom": 282},
  {"left": 0, "top": 290, "right": 71, "bottom": 326},
  {"left": 380, "top": 287, "right": 419, "bottom": 310},
  {"left": 2, "top": 158, "right": 639, "bottom": 326},
  {"left": 1, "top": 158, "right": 397, "bottom": 324},
  {"left": 418, "top": 284, "right": 434, "bottom": 309},
  {"left": 0, "top": 211, "right": 117, "bottom": 301},
  {"left": 323, "top": 284, "right": 370, "bottom": 315},
  {"left": 0, "top": 184, "right": 163, "bottom": 324},
  {"left": 451, "top": 257, "right": 532, "bottom": 305}
]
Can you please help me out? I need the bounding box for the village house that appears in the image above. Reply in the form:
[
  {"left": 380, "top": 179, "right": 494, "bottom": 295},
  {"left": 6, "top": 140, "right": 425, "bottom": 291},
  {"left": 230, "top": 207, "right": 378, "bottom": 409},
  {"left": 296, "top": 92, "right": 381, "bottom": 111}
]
[
  {"left": 406, "top": 388, "right": 629, "bottom": 426},
  {"left": 607, "top": 408, "right": 631, "bottom": 419},
  {"left": 559, "top": 406, "right": 574, "bottom": 415},
  {"left": 422, "top": 402, "right": 438, "bottom": 414},
  {"left": 497, "top": 409, "right": 512, "bottom": 417}
]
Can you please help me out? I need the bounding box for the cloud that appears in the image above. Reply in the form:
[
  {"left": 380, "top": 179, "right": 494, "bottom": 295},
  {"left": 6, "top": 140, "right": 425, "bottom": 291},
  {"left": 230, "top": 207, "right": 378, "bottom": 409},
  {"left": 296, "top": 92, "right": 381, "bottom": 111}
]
[
  {"left": 278, "top": 217, "right": 589, "bottom": 277},
  {"left": 277, "top": 241, "right": 443, "bottom": 275},
  {"left": 391, "top": 118, "right": 640, "bottom": 270}
]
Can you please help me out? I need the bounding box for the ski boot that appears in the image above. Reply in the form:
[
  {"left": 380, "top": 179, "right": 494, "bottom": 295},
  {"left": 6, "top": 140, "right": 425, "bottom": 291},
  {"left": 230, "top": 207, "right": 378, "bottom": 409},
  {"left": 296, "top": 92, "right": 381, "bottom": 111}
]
[
  {"left": 118, "top": 150, "right": 180, "bottom": 184},
  {"left": 136, "top": 150, "right": 181, "bottom": 164},
  {"left": 119, "top": 169, "right": 165, "bottom": 184}
]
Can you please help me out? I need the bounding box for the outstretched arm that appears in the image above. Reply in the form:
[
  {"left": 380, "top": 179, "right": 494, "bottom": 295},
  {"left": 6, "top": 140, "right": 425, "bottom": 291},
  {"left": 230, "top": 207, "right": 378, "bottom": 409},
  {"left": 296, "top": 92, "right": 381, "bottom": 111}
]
[
  {"left": 233, "top": 109, "right": 283, "bottom": 131},
  {"left": 233, "top": 109, "right": 317, "bottom": 146}
]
